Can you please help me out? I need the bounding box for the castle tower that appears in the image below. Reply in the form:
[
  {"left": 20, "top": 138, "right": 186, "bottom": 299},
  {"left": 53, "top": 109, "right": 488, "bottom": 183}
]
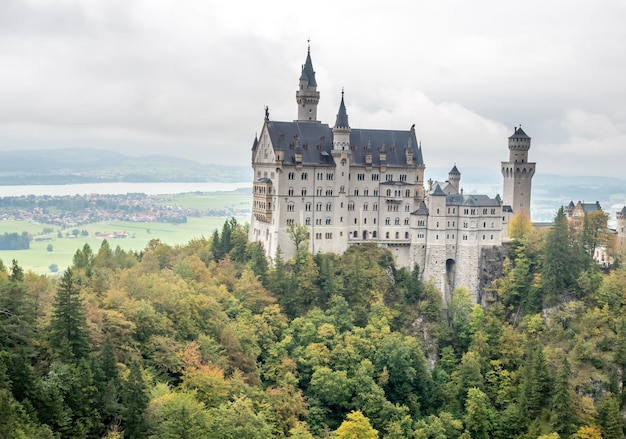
[
  {"left": 501, "top": 127, "right": 535, "bottom": 218},
  {"left": 296, "top": 44, "right": 320, "bottom": 122},
  {"left": 617, "top": 206, "right": 626, "bottom": 239},
  {"left": 448, "top": 165, "right": 461, "bottom": 194}
]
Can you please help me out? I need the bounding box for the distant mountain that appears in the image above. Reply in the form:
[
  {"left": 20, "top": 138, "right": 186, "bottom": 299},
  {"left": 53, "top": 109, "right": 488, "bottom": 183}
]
[{"left": 0, "top": 148, "right": 252, "bottom": 184}]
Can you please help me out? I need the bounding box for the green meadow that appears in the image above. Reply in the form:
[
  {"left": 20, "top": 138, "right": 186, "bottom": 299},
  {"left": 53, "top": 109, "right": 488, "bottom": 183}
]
[{"left": 0, "top": 191, "right": 251, "bottom": 275}]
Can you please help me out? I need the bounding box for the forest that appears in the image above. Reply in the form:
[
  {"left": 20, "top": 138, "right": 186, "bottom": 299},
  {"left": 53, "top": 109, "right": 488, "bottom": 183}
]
[{"left": 1, "top": 208, "right": 625, "bottom": 438}]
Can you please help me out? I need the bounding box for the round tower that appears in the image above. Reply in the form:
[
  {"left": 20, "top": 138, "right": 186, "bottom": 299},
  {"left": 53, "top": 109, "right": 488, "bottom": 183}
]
[
  {"left": 296, "top": 43, "right": 320, "bottom": 122},
  {"left": 332, "top": 90, "right": 351, "bottom": 150},
  {"left": 501, "top": 126, "right": 535, "bottom": 218},
  {"left": 617, "top": 206, "right": 626, "bottom": 239}
]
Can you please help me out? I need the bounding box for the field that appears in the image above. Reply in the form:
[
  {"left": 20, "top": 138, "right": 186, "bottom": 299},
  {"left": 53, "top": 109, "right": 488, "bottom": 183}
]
[{"left": 0, "top": 191, "right": 251, "bottom": 274}]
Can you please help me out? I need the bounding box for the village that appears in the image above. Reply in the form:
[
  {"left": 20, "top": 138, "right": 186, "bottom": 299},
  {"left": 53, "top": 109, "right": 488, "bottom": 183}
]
[{"left": 0, "top": 192, "right": 247, "bottom": 229}]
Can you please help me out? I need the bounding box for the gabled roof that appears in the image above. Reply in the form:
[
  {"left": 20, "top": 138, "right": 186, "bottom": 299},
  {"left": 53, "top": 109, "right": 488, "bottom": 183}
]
[
  {"left": 446, "top": 193, "right": 501, "bottom": 207},
  {"left": 265, "top": 120, "right": 424, "bottom": 167}
]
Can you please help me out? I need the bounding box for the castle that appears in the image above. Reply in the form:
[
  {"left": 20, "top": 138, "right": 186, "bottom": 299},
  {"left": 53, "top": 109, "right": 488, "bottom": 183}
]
[{"left": 249, "top": 46, "right": 534, "bottom": 303}]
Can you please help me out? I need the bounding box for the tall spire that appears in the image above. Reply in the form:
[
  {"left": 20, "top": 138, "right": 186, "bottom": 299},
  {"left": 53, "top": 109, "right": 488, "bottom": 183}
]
[
  {"left": 334, "top": 89, "right": 349, "bottom": 128},
  {"left": 296, "top": 41, "right": 320, "bottom": 122}
]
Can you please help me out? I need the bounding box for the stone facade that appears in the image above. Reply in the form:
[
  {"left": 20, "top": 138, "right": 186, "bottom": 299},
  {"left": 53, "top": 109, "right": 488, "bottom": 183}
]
[{"left": 249, "top": 46, "right": 534, "bottom": 303}]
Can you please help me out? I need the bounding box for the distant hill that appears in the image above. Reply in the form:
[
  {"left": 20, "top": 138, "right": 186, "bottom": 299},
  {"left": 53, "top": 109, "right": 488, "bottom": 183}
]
[{"left": 0, "top": 148, "right": 252, "bottom": 184}]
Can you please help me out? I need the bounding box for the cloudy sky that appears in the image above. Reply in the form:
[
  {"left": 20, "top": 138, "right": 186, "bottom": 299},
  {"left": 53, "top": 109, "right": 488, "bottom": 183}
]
[{"left": 1, "top": 0, "right": 625, "bottom": 180}]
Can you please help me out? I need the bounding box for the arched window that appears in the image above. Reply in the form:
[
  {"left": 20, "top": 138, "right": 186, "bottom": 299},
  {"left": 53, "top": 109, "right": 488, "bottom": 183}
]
[{"left": 385, "top": 217, "right": 390, "bottom": 225}]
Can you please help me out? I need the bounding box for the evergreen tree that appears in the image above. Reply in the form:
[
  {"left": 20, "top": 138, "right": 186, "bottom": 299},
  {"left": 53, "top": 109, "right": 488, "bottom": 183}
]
[
  {"left": 542, "top": 207, "right": 572, "bottom": 302},
  {"left": 122, "top": 359, "right": 148, "bottom": 439},
  {"left": 49, "top": 268, "right": 90, "bottom": 360},
  {"left": 551, "top": 357, "right": 578, "bottom": 436},
  {"left": 464, "top": 387, "right": 493, "bottom": 439},
  {"left": 598, "top": 393, "right": 623, "bottom": 439}
]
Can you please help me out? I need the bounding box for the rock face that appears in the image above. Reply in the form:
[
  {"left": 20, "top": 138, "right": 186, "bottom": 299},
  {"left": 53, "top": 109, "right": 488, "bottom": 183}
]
[{"left": 478, "top": 246, "right": 508, "bottom": 306}]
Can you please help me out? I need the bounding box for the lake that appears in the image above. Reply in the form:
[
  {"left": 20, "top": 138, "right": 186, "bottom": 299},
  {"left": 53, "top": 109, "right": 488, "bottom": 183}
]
[{"left": 0, "top": 182, "right": 251, "bottom": 197}]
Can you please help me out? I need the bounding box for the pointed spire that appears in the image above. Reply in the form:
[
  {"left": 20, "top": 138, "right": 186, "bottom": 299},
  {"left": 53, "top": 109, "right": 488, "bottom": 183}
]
[
  {"left": 334, "top": 89, "right": 350, "bottom": 128},
  {"left": 299, "top": 41, "right": 317, "bottom": 87}
]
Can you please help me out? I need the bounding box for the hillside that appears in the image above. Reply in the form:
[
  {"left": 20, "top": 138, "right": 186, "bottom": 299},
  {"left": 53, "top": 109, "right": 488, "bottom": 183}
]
[{"left": 0, "top": 148, "right": 252, "bottom": 184}]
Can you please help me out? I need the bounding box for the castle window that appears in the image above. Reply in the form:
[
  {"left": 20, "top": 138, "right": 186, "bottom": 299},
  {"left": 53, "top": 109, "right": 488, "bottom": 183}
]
[
  {"left": 364, "top": 218, "right": 367, "bottom": 224},
  {"left": 288, "top": 172, "right": 295, "bottom": 180},
  {"left": 405, "top": 205, "right": 410, "bottom": 212},
  {"left": 354, "top": 231, "right": 358, "bottom": 238},
  {"left": 325, "top": 218, "right": 331, "bottom": 225},
  {"left": 340, "top": 185, "right": 345, "bottom": 193},
  {"left": 316, "top": 203, "right": 322, "bottom": 211},
  {"left": 491, "top": 208, "right": 496, "bottom": 215},
  {"left": 395, "top": 218, "right": 400, "bottom": 225},
  {"left": 364, "top": 189, "right": 369, "bottom": 196},
  {"left": 302, "top": 188, "right": 307, "bottom": 196},
  {"left": 326, "top": 203, "right": 332, "bottom": 211},
  {"left": 471, "top": 209, "right": 476, "bottom": 215},
  {"left": 357, "top": 173, "right": 365, "bottom": 181},
  {"left": 288, "top": 188, "right": 294, "bottom": 196},
  {"left": 354, "top": 189, "right": 359, "bottom": 196},
  {"left": 371, "top": 174, "right": 379, "bottom": 181},
  {"left": 418, "top": 220, "right": 425, "bottom": 226},
  {"left": 405, "top": 231, "right": 409, "bottom": 239},
  {"left": 363, "top": 230, "right": 368, "bottom": 239},
  {"left": 325, "top": 233, "right": 332, "bottom": 239},
  {"left": 327, "top": 173, "right": 333, "bottom": 180},
  {"left": 386, "top": 189, "right": 392, "bottom": 196},
  {"left": 316, "top": 187, "right": 323, "bottom": 196},
  {"left": 286, "top": 219, "right": 294, "bottom": 225},
  {"left": 483, "top": 235, "right": 486, "bottom": 240},
  {"left": 305, "top": 217, "right": 311, "bottom": 225},
  {"left": 404, "top": 218, "right": 409, "bottom": 225},
  {"left": 305, "top": 202, "right": 312, "bottom": 211},
  {"left": 301, "top": 172, "right": 308, "bottom": 180},
  {"left": 491, "top": 234, "right": 494, "bottom": 240},
  {"left": 437, "top": 208, "right": 440, "bottom": 214},
  {"left": 395, "top": 232, "right": 399, "bottom": 238},
  {"left": 374, "top": 189, "right": 379, "bottom": 196},
  {"left": 373, "top": 218, "right": 376, "bottom": 224},
  {"left": 364, "top": 203, "right": 369, "bottom": 211},
  {"left": 400, "top": 174, "right": 407, "bottom": 182},
  {"left": 386, "top": 232, "right": 390, "bottom": 239},
  {"left": 463, "top": 222, "right": 468, "bottom": 228},
  {"left": 385, "top": 217, "right": 390, "bottom": 225},
  {"left": 326, "top": 189, "right": 333, "bottom": 196},
  {"left": 316, "top": 219, "right": 322, "bottom": 225},
  {"left": 483, "top": 208, "right": 488, "bottom": 214},
  {"left": 354, "top": 218, "right": 357, "bottom": 224},
  {"left": 316, "top": 232, "right": 322, "bottom": 239},
  {"left": 317, "top": 172, "right": 323, "bottom": 180},
  {"left": 287, "top": 203, "right": 295, "bottom": 212},
  {"left": 386, "top": 174, "right": 393, "bottom": 181},
  {"left": 483, "top": 222, "right": 486, "bottom": 228},
  {"left": 373, "top": 231, "right": 377, "bottom": 238},
  {"left": 373, "top": 203, "right": 378, "bottom": 211},
  {"left": 348, "top": 202, "right": 355, "bottom": 211},
  {"left": 405, "top": 189, "right": 411, "bottom": 197}
]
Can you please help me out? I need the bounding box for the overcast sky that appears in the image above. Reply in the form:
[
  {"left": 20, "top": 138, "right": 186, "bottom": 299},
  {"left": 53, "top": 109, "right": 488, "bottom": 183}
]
[{"left": 1, "top": 0, "right": 625, "bottom": 180}]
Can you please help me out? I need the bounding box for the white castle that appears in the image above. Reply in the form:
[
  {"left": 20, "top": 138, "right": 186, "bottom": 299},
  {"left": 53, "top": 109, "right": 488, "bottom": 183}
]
[{"left": 249, "top": 46, "right": 534, "bottom": 302}]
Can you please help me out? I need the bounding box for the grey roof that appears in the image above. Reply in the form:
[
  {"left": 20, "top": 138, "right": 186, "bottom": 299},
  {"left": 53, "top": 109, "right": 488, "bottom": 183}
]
[
  {"left": 251, "top": 134, "right": 258, "bottom": 151},
  {"left": 412, "top": 201, "right": 429, "bottom": 216},
  {"left": 568, "top": 201, "right": 575, "bottom": 208},
  {"left": 509, "top": 127, "right": 530, "bottom": 139},
  {"left": 446, "top": 193, "right": 501, "bottom": 207},
  {"left": 381, "top": 180, "right": 413, "bottom": 186},
  {"left": 582, "top": 201, "right": 602, "bottom": 214},
  {"left": 334, "top": 92, "right": 349, "bottom": 128},
  {"left": 503, "top": 205, "right": 513, "bottom": 212},
  {"left": 299, "top": 48, "right": 317, "bottom": 87},
  {"left": 265, "top": 120, "right": 424, "bottom": 167},
  {"left": 431, "top": 184, "right": 446, "bottom": 196},
  {"left": 449, "top": 165, "right": 460, "bottom": 175}
]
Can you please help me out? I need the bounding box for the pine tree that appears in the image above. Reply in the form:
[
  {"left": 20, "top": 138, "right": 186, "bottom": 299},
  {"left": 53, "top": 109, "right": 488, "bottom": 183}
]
[
  {"left": 49, "top": 268, "right": 90, "bottom": 360},
  {"left": 598, "top": 393, "right": 623, "bottom": 439},
  {"left": 541, "top": 207, "right": 572, "bottom": 302},
  {"left": 551, "top": 357, "right": 578, "bottom": 436},
  {"left": 122, "top": 359, "right": 148, "bottom": 439}
]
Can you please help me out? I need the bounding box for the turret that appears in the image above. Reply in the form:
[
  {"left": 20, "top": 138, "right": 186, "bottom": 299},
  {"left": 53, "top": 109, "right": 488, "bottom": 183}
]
[
  {"left": 448, "top": 165, "right": 461, "bottom": 194},
  {"left": 332, "top": 90, "right": 351, "bottom": 151},
  {"left": 296, "top": 43, "right": 320, "bottom": 122}
]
